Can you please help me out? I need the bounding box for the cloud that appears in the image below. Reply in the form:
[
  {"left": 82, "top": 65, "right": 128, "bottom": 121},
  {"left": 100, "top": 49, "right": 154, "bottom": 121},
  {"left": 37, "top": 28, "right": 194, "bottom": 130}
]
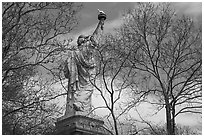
[
  {"left": 173, "top": 2, "right": 202, "bottom": 16},
  {"left": 75, "top": 2, "right": 202, "bottom": 38},
  {"left": 63, "top": 2, "right": 202, "bottom": 45},
  {"left": 103, "top": 17, "right": 123, "bottom": 33}
]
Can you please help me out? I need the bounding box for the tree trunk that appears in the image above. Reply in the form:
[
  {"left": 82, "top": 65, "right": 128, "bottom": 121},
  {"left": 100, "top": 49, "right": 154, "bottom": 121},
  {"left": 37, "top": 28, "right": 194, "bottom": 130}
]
[
  {"left": 165, "top": 101, "right": 174, "bottom": 135},
  {"left": 171, "top": 116, "right": 175, "bottom": 135},
  {"left": 111, "top": 110, "right": 119, "bottom": 135},
  {"left": 171, "top": 104, "right": 176, "bottom": 134}
]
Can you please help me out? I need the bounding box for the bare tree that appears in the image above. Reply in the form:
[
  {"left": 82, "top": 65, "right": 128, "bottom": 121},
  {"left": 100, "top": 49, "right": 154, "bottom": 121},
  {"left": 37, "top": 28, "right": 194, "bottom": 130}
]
[
  {"left": 87, "top": 34, "right": 142, "bottom": 135},
  {"left": 2, "top": 2, "right": 82, "bottom": 82},
  {"left": 2, "top": 75, "right": 66, "bottom": 134},
  {"left": 2, "top": 2, "right": 82, "bottom": 134},
  {"left": 112, "top": 3, "right": 201, "bottom": 135}
]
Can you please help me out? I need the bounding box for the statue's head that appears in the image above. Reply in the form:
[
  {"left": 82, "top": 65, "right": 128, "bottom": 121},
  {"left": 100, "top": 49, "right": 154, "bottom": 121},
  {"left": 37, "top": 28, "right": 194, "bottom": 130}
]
[{"left": 77, "top": 35, "right": 86, "bottom": 46}]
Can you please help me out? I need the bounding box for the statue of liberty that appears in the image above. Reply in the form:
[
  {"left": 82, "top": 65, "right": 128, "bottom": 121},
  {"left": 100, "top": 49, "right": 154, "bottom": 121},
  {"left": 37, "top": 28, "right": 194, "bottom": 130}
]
[{"left": 63, "top": 10, "right": 106, "bottom": 117}]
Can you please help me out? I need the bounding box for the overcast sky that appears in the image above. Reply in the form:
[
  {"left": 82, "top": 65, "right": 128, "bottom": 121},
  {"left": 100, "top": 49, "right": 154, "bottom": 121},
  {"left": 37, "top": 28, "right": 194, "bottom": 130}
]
[
  {"left": 56, "top": 1, "right": 202, "bottom": 132},
  {"left": 71, "top": 2, "right": 201, "bottom": 37},
  {"left": 69, "top": 1, "right": 202, "bottom": 130}
]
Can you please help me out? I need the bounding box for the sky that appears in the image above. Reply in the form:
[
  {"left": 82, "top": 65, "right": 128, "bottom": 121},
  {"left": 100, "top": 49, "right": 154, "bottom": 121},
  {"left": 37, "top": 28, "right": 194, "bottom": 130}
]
[
  {"left": 64, "top": 2, "right": 136, "bottom": 42},
  {"left": 1, "top": 1, "right": 202, "bottom": 134},
  {"left": 68, "top": 2, "right": 202, "bottom": 42},
  {"left": 74, "top": 2, "right": 135, "bottom": 34},
  {"left": 38, "top": 1, "right": 202, "bottom": 133},
  {"left": 62, "top": 1, "right": 202, "bottom": 131}
]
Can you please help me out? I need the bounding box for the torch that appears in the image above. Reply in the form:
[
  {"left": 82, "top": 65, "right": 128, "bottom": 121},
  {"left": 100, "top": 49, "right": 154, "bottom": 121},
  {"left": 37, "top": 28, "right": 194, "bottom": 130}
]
[{"left": 97, "top": 9, "right": 106, "bottom": 30}]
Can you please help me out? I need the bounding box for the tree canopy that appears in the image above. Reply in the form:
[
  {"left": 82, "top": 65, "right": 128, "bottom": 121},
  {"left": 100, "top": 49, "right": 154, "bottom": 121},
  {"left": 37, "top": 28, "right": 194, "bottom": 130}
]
[{"left": 2, "top": 2, "right": 82, "bottom": 134}]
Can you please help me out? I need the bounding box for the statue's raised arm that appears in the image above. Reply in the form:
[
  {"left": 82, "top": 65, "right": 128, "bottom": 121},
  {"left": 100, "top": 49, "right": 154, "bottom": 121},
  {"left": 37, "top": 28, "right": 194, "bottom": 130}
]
[{"left": 90, "top": 9, "right": 106, "bottom": 48}]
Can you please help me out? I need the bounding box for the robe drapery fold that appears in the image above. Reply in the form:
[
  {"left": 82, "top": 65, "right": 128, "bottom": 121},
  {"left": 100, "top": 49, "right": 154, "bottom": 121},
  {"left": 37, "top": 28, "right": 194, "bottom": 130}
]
[{"left": 63, "top": 40, "right": 96, "bottom": 114}]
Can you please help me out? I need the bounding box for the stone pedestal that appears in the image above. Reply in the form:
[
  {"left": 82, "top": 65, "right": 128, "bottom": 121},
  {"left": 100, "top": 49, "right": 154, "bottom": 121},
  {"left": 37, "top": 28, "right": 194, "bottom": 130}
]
[{"left": 55, "top": 115, "right": 111, "bottom": 135}]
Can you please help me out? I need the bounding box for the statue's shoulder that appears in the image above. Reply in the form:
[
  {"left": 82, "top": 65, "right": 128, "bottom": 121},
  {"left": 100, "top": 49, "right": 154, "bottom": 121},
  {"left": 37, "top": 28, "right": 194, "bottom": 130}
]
[{"left": 65, "top": 45, "right": 78, "bottom": 53}]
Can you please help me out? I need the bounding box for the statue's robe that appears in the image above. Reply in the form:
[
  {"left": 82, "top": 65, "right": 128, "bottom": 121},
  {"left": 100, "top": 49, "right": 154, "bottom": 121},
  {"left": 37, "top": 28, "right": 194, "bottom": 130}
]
[{"left": 64, "top": 40, "right": 96, "bottom": 114}]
